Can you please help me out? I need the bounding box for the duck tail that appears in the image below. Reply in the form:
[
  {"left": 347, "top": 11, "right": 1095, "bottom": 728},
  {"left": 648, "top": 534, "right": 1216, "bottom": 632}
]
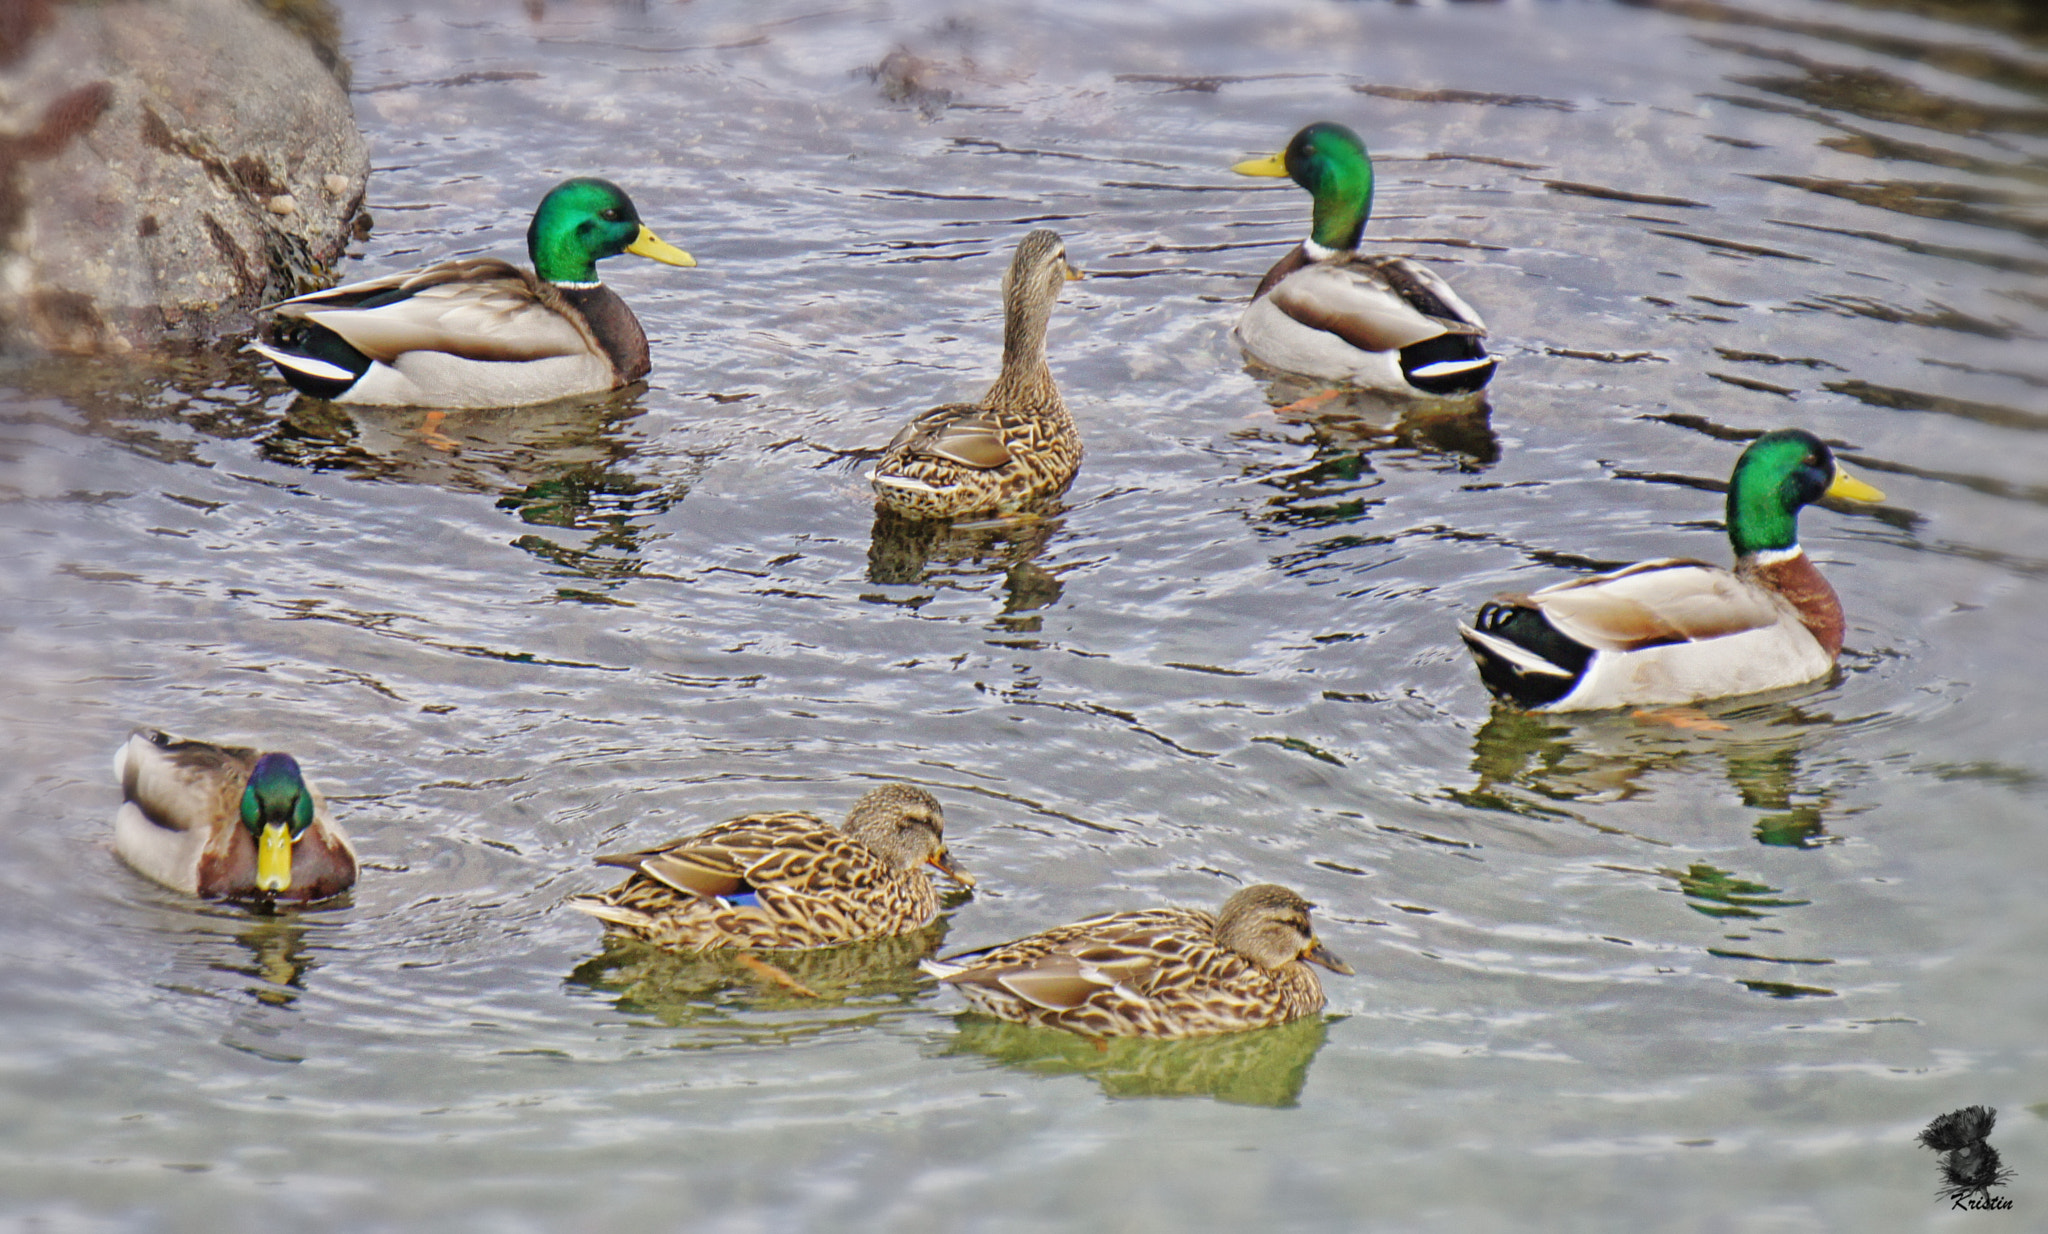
[
  {"left": 562, "top": 895, "right": 654, "bottom": 932},
  {"left": 918, "top": 956, "right": 968, "bottom": 981},
  {"left": 248, "top": 329, "right": 370, "bottom": 400},
  {"left": 1402, "top": 335, "right": 1496, "bottom": 395},
  {"left": 1458, "top": 602, "right": 1588, "bottom": 708}
]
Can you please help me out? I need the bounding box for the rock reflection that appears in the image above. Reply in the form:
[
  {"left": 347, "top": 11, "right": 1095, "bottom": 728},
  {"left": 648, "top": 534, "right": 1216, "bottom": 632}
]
[
  {"left": 1454, "top": 700, "right": 1844, "bottom": 847},
  {"left": 865, "top": 507, "right": 1066, "bottom": 630},
  {"left": 932, "top": 1013, "right": 1330, "bottom": 1107},
  {"left": 567, "top": 922, "right": 950, "bottom": 1032},
  {"left": 7, "top": 346, "right": 278, "bottom": 468}
]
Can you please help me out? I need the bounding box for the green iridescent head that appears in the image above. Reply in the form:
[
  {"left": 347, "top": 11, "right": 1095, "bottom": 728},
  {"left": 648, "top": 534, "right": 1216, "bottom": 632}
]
[
  {"left": 1233, "top": 122, "right": 1375, "bottom": 252},
  {"left": 241, "top": 752, "right": 315, "bottom": 894},
  {"left": 240, "top": 752, "right": 316, "bottom": 837},
  {"left": 525, "top": 177, "right": 696, "bottom": 285},
  {"left": 1725, "top": 429, "right": 1885, "bottom": 557}
]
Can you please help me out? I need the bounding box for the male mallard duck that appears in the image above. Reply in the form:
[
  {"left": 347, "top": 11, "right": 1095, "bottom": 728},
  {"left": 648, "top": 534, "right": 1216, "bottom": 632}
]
[
  {"left": 565, "top": 783, "right": 975, "bottom": 951},
  {"left": 112, "top": 729, "right": 358, "bottom": 903},
  {"left": 250, "top": 178, "right": 694, "bottom": 408},
  {"left": 1232, "top": 122, "right": 1495, "bottom": 397},
  {"left": 871, "top": 229, "right": 1084, "bottom": 519},
  {"left": 920, "top": 884, "right": 1351, "bottom": 1039},
  {"left": 1458, "top": 428, "right": 1886, "bottom": 711}
]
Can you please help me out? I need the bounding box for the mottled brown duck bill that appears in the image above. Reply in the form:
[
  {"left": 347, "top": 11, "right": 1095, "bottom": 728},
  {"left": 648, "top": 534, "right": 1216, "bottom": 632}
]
[
  {"left": 1305, "top": 940, "right": 1353, "bottom": 975},
  {"left": 929, "top": 849, "right": 977, "bottom": 890}
]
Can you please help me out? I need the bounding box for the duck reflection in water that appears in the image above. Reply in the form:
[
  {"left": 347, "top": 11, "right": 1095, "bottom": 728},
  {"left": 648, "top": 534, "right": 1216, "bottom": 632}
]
[
  {"left": 1254, "top": 373, "right": 1499, "bottom": 471},
  {"left": 567, "top": 920, "right": 953, "bottom": 1026},
  {"left": 262, "top": 388, "right": 658, "bottom": 498},
  {"left": 1458, "top": 699, "right": 1845, "bottom": 848},
  {"left": 866, "top": 506, "right": 1067, "bottom": 630},
  {"left": 230, "top": 912, "right": 319, "bottom": 1009},
  {"left": 264, "top": 392, "right": 689, "bottom": 602},
  {"left": 933, "top": 1014, "right": 1331, "bottom": 1108}
]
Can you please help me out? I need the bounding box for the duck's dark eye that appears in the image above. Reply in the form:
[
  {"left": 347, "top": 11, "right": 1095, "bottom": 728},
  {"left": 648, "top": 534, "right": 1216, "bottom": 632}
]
[{"left": 601, "top": 208, "right": 623, "bottom": 222}]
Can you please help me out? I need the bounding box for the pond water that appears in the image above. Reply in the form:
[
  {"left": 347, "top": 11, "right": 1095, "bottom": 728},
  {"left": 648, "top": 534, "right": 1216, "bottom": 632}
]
[{"left": 4, "top": 0, "right": 2046, "bottom": 1228}]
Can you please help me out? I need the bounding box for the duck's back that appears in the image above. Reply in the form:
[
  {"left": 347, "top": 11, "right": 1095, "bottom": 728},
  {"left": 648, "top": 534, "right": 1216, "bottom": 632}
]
[
  {"left": 934, "top": 907, "right": 1324, "bottom": 1037},
  {"left": 569, "top": 811, "right": 939, "bottom": 950}
]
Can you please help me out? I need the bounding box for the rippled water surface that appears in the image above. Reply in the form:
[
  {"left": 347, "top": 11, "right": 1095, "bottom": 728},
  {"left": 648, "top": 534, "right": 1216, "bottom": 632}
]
[{"left": 5, "top": 0, "right": 2047, "bottom": 1228}]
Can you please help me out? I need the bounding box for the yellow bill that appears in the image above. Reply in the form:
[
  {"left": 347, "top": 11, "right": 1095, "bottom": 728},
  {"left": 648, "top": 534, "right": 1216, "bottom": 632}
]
[
  {"left": 628, "top": 225, "right": 696, "bottom": 268},
  {"left": 1064, "top": 262, "right": 1086, "bottom": 282},
  {"left": 256, "top": 821, "right": 294, "bottom": 893},
  {"left": 1826, "top": 465, "right": 1884, "bottom": 503},
  {"left": 1232, "top": 152, "right": 1289, "bottom": 178}
]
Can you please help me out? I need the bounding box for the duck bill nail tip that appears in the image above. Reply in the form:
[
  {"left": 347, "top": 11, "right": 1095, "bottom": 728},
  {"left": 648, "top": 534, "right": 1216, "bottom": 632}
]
[
  {"left": 1307, "top": 943, "right": 1353, "bottom": 976},
  {"left": 931, "top": 854, "right": 977, "bottom": 889}
]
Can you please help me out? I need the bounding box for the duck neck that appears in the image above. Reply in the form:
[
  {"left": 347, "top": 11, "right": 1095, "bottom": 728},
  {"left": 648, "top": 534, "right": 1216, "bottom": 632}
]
[
  {"left": 530, "top": 225, "right": 602, "bottom": 285},
  {"left": 1306, "top": 167, "right": 1370, "bottom": 254},
  {"left": 984, "top": 279, "right": 1062, "bottom": 412},
  {"left": 1738, "top": 547, "right": 1846, "bottom": 657},
  {"left": 555, "top": 283, "right": 649, "bottom": 381}
]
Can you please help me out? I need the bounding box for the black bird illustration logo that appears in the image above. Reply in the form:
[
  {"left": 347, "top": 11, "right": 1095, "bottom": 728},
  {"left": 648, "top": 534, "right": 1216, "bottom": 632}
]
[{"left": 1917, "top": 1106, "right": 2013, "bottom": 1205}]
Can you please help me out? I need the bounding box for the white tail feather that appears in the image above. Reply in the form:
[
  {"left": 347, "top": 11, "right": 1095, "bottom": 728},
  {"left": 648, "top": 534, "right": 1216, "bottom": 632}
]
[{"left": 1458, "top": 622, "right": 1574, "bottom": 678}]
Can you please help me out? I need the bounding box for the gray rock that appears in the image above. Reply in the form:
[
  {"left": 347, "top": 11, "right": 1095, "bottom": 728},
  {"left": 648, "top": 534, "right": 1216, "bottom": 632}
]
[{"left": 0, "top": 0, "right": 368, "bottom": 355}]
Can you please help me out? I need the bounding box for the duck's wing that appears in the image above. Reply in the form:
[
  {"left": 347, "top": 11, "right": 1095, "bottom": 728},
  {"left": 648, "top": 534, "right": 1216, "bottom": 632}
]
[
  {"left": 1518, "top": 559, "right": 1790, "bottom": 652},
  {"left": 589, "top": 811, "right": 859, "bottom": 901},
  {"left": 925, "top": 910, "right": 1212, "bottom": 1010},
  {"left": 883, "top": 404, "right": 1013, "bottom": 471},
  {"left": 1266, "top": 257, "right": 1486, "bottom": 355},
  {"left": 271, "top": 258, "right": 594, "bottom": 363},
  {"left": 114, "top": 729, "right": 256, "bottom": 836},
  {"left": 1361, "top": 255, "right": 1489, "bottom": 333}
]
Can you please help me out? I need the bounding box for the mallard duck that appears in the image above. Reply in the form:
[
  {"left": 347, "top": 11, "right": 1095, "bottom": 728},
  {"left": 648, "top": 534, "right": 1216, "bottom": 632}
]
[
  {"left": 1232, "top": 122, "right": 1495, "bottom": 397},
  {"left": 871, "top": 229, "right": 1084, "bottom": 519},
  {"left": 1458, "top": 428, "right": 1886, "bottom": 711},
  {"left": 920, "top": 884, "right": 1351, "bottom": 1039},
  {"left": 112, "top": 729, "right": 358, "bottom": 903},
  {"left": 249, "top": 178, "right": 694, "bottom": 408},
  {"left": 565, "top": 783, "right": 975, "bottom": 951}
]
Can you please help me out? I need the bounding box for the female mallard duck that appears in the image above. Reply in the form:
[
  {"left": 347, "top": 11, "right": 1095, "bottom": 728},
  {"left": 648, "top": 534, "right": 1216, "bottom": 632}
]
[
  {"left": 870, "top": 229, "right": 1084, "bottom": 519},
  {"left": 921, "top": 884, "right": 1351, "bottom": 1039},
  {"left": 112, "top": 729, "right": 358, "bottom": 903},
  {"left": 565, "top": 783, "right": 975, "bottom": 951},
  {"left": 250, "top": 178, "right": 695, "bottom": 408},
  {"left": 1232, "top": 122, "right": 1495, "bottom": 397},
  {"left": 1459, "top": 429, "right": 1886, "bottom": 711}
]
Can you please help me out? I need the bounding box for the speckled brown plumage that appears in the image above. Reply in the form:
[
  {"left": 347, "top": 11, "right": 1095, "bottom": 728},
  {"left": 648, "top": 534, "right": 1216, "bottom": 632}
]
[
  {"left": 923, "top": 884, "right": 1351, "bottom": 1039},
  {"left": 564, "top": 783, "right": 973, "bottom": 952},
  {"left": 871, "top": 229, "right": 1082, "bottom": 520}
]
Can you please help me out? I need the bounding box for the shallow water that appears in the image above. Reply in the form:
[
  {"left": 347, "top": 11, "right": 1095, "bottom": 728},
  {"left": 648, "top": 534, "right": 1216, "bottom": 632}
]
[{"left": 3, "top": 0, "right": 2046, "bottom": 1228}]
